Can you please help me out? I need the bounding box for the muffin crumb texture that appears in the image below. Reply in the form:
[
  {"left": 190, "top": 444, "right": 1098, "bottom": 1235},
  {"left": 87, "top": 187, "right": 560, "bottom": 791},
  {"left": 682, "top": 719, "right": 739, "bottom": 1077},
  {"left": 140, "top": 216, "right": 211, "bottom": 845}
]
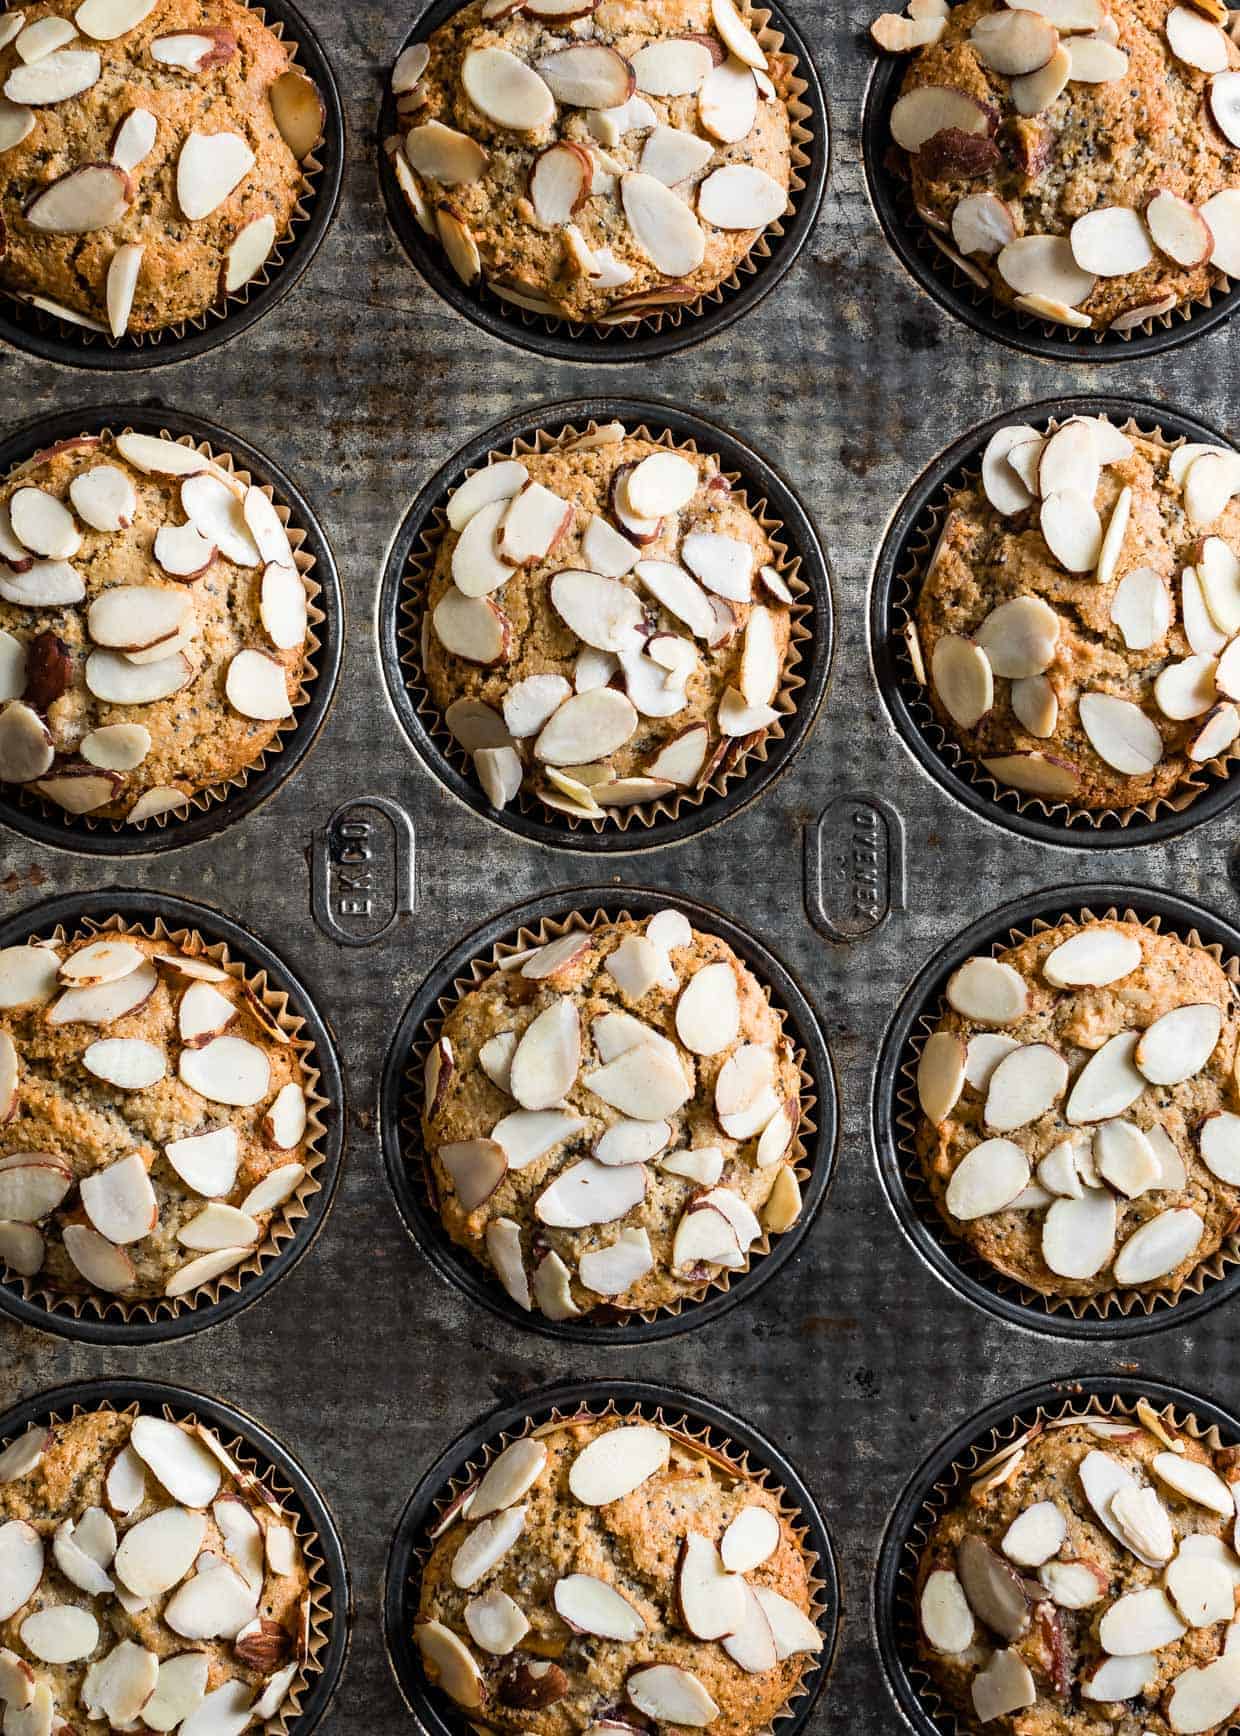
[
  {"left": 915, "top": 915, "right": 1240, "bottom": 1304},
  {"left": 916, "top": 1410, "right": 1240, "bottom": 1735},
  {"left": 0, "top": 926, "right": 313, "bottom": 1306},
  {"left": 913, "top": 413, "right": 1240, "bottom": 813},
  {"left": 422, "top": 425, "right": 796, "bottom": 824},
  {"left": 877, "top": 0, "right": 1240, "bottom": 334},
  {"left": 416, "top": 1415, "right": 823, "bottom": 1734},
  {"left": 387, "top": 0, "right": 795, "bottom": 324},
  {"left": 421, "top": 910, "right": 805, "bottom": 1320},
  {"left": 0, "top": 1406, "right": 310, "bottom": 1732},
  {"left": 0, "top": 429, "right": 311, "bottom": 826}
]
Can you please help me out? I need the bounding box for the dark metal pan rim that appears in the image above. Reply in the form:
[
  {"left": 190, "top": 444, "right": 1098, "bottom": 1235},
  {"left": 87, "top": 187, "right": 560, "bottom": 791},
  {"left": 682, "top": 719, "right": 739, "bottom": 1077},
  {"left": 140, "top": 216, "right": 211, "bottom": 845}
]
[
  {"left": 869, "top": 393, "right": 1240, "bottom": 852},
  {"left": 0, "top": 403, "right": 344, "bottom": 858},
  {"left": 860, "top": 52, "right": 1240, "bottom": 364},
  {"left": 377, "top": 394, "right": 835, "bottom": 855},
  {"left": 871, "top": 879, "right": 1240, "bottom": 1342},
  {"left": 376, "top": 0, "right": 829, "bottom": 364},
  {"left": 0, "top": 887, "right": 346, "bottom": 1346},
  {"left": 379, "top": 883, "right": 838, "bottom": 1344},
  {"left": 873, "top": 1373, "right": 1240, "bottom": 1736},
  {"left": 0, "top": 1375, "right": 351, "bottom": 1736},
  {"left": 383, "top": 1376, "right": 840, "bottom": 1736},
  {"left": 0, "top": 0, "right": 345, "bottom": 373}
]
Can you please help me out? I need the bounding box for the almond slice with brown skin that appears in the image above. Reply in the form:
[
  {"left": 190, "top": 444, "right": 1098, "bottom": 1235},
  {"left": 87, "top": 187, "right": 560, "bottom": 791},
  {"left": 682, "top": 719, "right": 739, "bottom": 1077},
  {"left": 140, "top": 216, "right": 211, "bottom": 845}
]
[
  {"left": 681, "top": 530, "right": 752, "bottom": 599},
  {"left": 1203, "top": 188, "right": 1240, "bottom": 272},
  {"left": 452, "top": 498, "right": 516, "bottom": 597},
  {"left": 0, "top": 1224, "right": 43, "bottom": 1277},
  {"left": 110, "top": 105, "right": 157, "bottom": 170},
  {"left": 432, "top": 589, "right": 510, "bottom": 664},
  {"left": 34, "top": 766, "right": 122, "bottom": 814},
  {"left": 945, "top": 1137, "right": 1030, "bottom": 1217},
  {"left": 1154, "top": 653, "right": 1217, "bottom": 720},
  {"left": 584, "top": 1044, "right": 692, "bottom": 1119},
  {"left": 871, "top": 13, "right": 947, "bottom": 50},
  {"left": 952, "top": 191, "right": 1016, "bottom": 257},
  {"left": 1167, "top": 4, "right": 1230, "bottom": 70},
  {"left": 647, "top": 723, "right": 708, "bottom": 784},
  {"left": 180, "top": 471, "right": 259, "bottom": 565},
  {"left": 462, "top": 45, "right": 556, "bottom": 128},
  {"left": 1079, "top": 690, "right": 1163, "bottom": 773},
  {"left": 889, "top": 84, "right": 995, "bottom": 152},
  {"left": 1136, "top": 1001, "right": 1221, "bottom": 1084},
  {"left": 635, "top": 560, "right": 715, "bottom": 637},
  {"left": 9, "top": 487, "right": 80, "bottom": 561},
  {"left": 80, "top": 1152, "right": 157, "bottom": 1245},
  {"left": 698, "top": 162, "right": 785, "bottom": 228},
  {"left": 242, "top": 485, "right": 293, "bottom": 570},
  {"left": 1209, "top": 70, "right": 1240, "bottom": 146},
  {"left": 550, "top": 570, "right": 644, "bottom": 651},
  {"left": 270, "top": 68, "right": 323, "bottom": 160},
  {"left": 59, "top": 939, "right": 144, "bottom": 986},
  {"left": 176, "top": 130, "right": 254, "bottom": 221},
  {"left": 406, "top": 118, "right": 489, "bottom": 186},
  {"left": 536, "top": 1158, "right": 646, "bottom": 1227},
  {"left": 536, "top": 43, "right": 633, "bottom": 107},
  {"left": 448, "top": 461, "right": 527, "bottom": 533},
  {"left": 115, "top": 432, "right": 207, "bottom": 477},
  {"left": 556, "top": 1572, "right": 646, "bottom": 1637},
  {"left": 678, "top": 1531, "right": 746, "bottom": 1640},
  {"left": 69, "top": 463, "right": 136, "bottom": 532},
  {"left": 983, "top": 751, "right": 1080, "bottom": 797},
  {"left": 699, "top": 55, "right": 757, "bottom": 142},
  {"left": 151, "top": 29, "right": 236, "bottom": 71},
  {"left": 717, "top": 686, "right": 777, "bottom": 735},
  {"left": 1189, "top": 700, "right": 1240, "bottom": 760},
  {"left": 83, "top": 1036, "right": 166, "bottom": 1089},
  {"left": 970, "top": 10, "right": 1060, "bottom": 73},
  {"left": 4, "top": 47, "right": 99, "bottom": 102},
  {"left": 154, "top": 521, "right": 215, "bottom": 578},
  {"left": 392, "top": 40, "right": 429, "bottom": 94},
  {"left": 981, "top": 425, "right": 1038, "bottom": 514},
  {"left": 0, "top": 1160, "right": 71, "bottom": 1221},
  {"left": 1146, "top": 189, "right": 1213, "bottom": 266},
  {"left": 88, "top": 584, "right": 190, "bottom": 649},
  {"left": 529, "top": 140, "right": 590, "bottom": 223},
  {"left": 711, "top": 0, "right": 767, "bottom": 69},
  {"left": 1184, "top": 450, "right": 1240, "bottom": 526}
]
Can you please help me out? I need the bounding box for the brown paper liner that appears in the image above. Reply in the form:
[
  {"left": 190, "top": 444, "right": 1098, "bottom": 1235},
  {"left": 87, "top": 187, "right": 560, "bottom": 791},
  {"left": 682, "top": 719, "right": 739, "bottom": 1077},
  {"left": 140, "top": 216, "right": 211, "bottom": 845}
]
[
  {"left": 389, "top": 7, "right": 813, "bottom": 342},
  {"left": 897, "top": 1391, "right": 1236, "bottom": 1736},
  {"left": 0, "top": 421, "right": 324, "bottom": 838},
  {"left": 892, "top": 414, "right": 1238, "bottom": 832},
  {"left": 0, "top": 1395, "right": 333, "bottom": 1735},
  {"left": 2, "top": 911, "right": 330, "bottom": 1328},
  {"left": 892, "top": 163, "right": 1228, "bottom": 349},
  {"left": 411, "top": 1395, "right": 828, "bottom": 1733},
  {"left": 895, "top": 903, "right": 1240, "bottom": 1323},
  {"left": 399, "top": 418, "right": 813, "bottom": 835},
  {"left": 2, "top": 5, "right": 328, "bottom": 350},
  {"left": 402, "top": 905, "right": 817, "bottom": 1325}
]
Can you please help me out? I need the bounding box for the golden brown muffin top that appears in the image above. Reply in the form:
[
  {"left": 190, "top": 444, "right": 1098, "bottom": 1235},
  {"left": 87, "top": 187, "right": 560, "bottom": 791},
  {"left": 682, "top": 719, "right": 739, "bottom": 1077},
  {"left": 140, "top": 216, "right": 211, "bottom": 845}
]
[
  {"left": 916, "top": 1410, "right": 1240, "bottom": 1736},
  {"left": 388, "top": 0, "right": 794, "bottom": 323},
  {"left": 0, "top": 428, "right": 311, "bottom": 826},
  {"left": 0, "top": 1406, "right": 310, "bottom": 1731},
  {"left": 423, "top": 423, "right": 796, "bottom": 823},
  {"left": 0, "top": 925, "right": 313, "bottom": 1305},
  {"left": 0, "top": 0, "right": 321, "bottom": 335},
  {"left": 879, "top": 0, "right": 1240, "bottom": 334},
  {"left": 422, "top": 911, "right": 804, "bottom": 1321},
  {"left": 416, "top": 1415, "right": 822, "bottom": 1736},
  {"left": 913, "top": 414, "right": 1240, "bottom": 813},
  {"left": 915, "top": 915, "right": 1240, "bottom": 1303}
]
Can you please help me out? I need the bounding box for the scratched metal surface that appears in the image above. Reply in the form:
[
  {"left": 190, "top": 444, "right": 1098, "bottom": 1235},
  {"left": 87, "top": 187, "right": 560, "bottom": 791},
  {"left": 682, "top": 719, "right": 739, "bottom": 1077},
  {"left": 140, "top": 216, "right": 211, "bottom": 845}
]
[{"left": 0, "top": 1, "right": 1238, "bottom": 1731}]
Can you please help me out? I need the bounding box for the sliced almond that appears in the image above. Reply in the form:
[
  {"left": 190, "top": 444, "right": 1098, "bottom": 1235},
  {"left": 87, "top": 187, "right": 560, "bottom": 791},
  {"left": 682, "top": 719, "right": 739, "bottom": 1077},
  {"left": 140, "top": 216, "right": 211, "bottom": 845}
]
[
  {"left": 1041, "top": 489, "right": 1102, "bottom": 573},
  {"left": 640, "top": 124, "right": 714, "bottom": 185},
  {"left": 222, "top": 211, "right": 277, "bottom": 291},
  {"left": 554, "top": 1571, "right": 645, "bottom": 1638},
  {"left": 675, "top": 961, "right": 740, "bottom": 1055},
  {"left": 889, "top": 83, "right": 995, "bottom": 152},
  {"left": 1011, "top": 41, "right": 1072, "bottom": 113},
  {"left": 9, "top": 487, "right": 80, "bottom": 560},
  {"left": 69, "top": 463, "right": 136, "bottom": 533},
  {"left": 88, "top": 583, "right": 190, "bottom": 650},
  {"left": 432, "top": 589, "right": 510, "bottom": 664},
  {"left": 533, "top": 687, "right": 637, "bottom": 764},
  {"left": 999, "top": 234, "right": 1095, "bottom": 306},
  {"left": 0, "top": 560, "right": 84, "bottom": 606},
  {"left": 178, "top": 1035, "right": 271, "bottom": 1107},
  {"left": 529, "top": 139, "right": 590, "bottom": 223},
  {"left": 62, "top": 1223, "right": 134, "bottom": 1292},
  {"left": 583, "top": 1044, "right": 691, "bottom": 1119},
  {"left": 1070, "top": 207, "right": 1154, "bottom": 277},
  {"left": 970, "top": 10, "right": 1060, "bottom": 74},
  {"left": 632, "top": 37, "right": 714, "bottom": 95},
  {"left": 1066, "top": 1029, "right": 1145, "bottom": 1122},
  {"left": 946, "top": 956, "right": 1027, "bottom": 1023},
  {"left": 181, "top": 472, "right": 259, "bottom": 566},
  {"left": 1079, "top": 691, "right": 1162, "bottom": 774},
  {"left": 698, "top": 161, "right": 785, "bottom": 228},
  {"left": 1167, "top": 3, "right": 1230, "bottom": 69},
  {"left": 1045, "top": 926, "right": 1141, "bottom": 986},
  {"left": 165, "top": 1126, "right": 239, "bottom": 1197},
  {"left": 224, "top": 649, "right": 292, "bottom": 722},
  {"left": 1154, "top": 654, "right": 1217, "bottom": 721},
  {"left": 48, "top": 958, "right": 157, "bottom": 1025},
  {"left": 620, "top": 172, "right": 705, "bottom": 276},
  {"left": 80, "top": 1151, "right": 156, "bottom": 1243},
  {"left": 1135, "top": 1001, "right": 1221, "bottom": 1084},
  {"left": 535, "top": 43, "right": 634, "bottom": 107},
  {"left": 1113, "top": 1208, "right": 1205, "bottom": 1285},
  {"left": 75, "top": 0, "right": 157, "bottom": 37},
  {"left": 176, "top": 130, "right": 254, "bottom": 221},
  {"left": 984, "top": 1042, "right": 1068, "bottom": 1131},
  {"left": 698, "top": 54, "right": 758, "bottom": 143},
  {"left": 945, "top": 1137, "right": 1030, "bottom": 1218},
  {"left": 83, "top": 1035, "right": 165, "bottom": 1089},
  {"left": 270, "top": 66, "right": 323, "bottom": 160},
  {"left": 1209, "top": 70, "right": 1240, "bottom": 146},
  {"left": 1111, "top": 566, "right": 1171, "bottom": 650},
  {"left": 0, "top": 703, "right": 52, "bottom": 783},
  {"left": 568, "top": 1425, "right": 669, "bottom": 1505},
  {"left": 921, "top": 1568, "right": 974, "bottom": 1654},
  {"left": 4, "top": 47, "right": 100, "bottom": 103}
]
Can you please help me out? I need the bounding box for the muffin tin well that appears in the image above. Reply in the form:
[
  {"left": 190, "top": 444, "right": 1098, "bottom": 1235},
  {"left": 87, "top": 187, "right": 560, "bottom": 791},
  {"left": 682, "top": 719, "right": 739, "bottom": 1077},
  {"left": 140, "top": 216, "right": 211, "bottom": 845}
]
[
  {"left": 384, "top": 1378, "right": 839, "bottom": 1736},
  {"left": 0, "top": 0, "right": 345, "bottom": 372},
  {"left": 379, "top": 884, "right": 837, "bottom": 1343},
  {"left": 378, "top": 396, "right": 833, "bottom": 852},
  {"left": 874, "top": 1374, "right": 1240, "bottom": 1736},
  {"left": 0, "top": 887, "right": 345, "bottom": 1345},
  {"left": 870, "top": 394, "right": 1240, "bottom": 850},
  {"left": 872, "top": 881, "right": 1240, "bottom": 1341}
]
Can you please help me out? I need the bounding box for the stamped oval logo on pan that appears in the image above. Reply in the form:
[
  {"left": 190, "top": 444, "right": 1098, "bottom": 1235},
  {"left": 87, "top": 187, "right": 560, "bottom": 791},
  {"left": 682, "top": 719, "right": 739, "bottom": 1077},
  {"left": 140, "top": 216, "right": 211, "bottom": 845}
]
[
  {"left": 311, "top": 796, "right": 416, "bottom": 946},
  {"left": 804, "top": 793, "right": 904, "bottom": 944}
]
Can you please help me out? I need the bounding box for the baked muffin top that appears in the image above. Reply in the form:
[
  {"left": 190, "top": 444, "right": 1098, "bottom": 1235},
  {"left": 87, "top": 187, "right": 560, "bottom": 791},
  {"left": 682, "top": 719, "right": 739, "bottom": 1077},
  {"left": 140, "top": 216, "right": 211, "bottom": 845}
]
[
  {"left": 0, "top": 926, "right": 313, "bottom": 1306},
  {"left": 877, "top": 0, "right": 1240, "bottom": 334},
  {"left": 0, "top": 428, "right": 311, "bottom": 826},
  {"left": 424, "top": 423, "right": 796, "bottom": 823},
  {"left": 916, "top": 1410, "right": 1240, "bottom": 1736},
  {"left": 914, "top": 915, "right": 1240, "bottom": 1303},
  {"left": 415, "top": 1415, "right": 823, "bottom": 1735},
  {"left": 421, "top": 911, "right": 805, "bottom": 1321},
  {"left": 913, "top": 413, "right": 1240, "bottom": 812},
  {"left": 0, "top": 0, "right": 322, "bottom": 337},
  {"left": 387, "top": 0, "right": 794, "bottom": 324},
  {"left": 0, "top": 1406, "right": 309, "bottom": 1733}
]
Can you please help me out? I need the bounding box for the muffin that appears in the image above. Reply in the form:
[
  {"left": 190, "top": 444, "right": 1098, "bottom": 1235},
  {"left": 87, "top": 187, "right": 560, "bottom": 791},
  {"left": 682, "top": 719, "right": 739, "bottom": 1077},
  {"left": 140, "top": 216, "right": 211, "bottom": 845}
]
[
  {"left": 0, "top": 0, "right": 324, "bottom": 337},
  {"left": 386, "top": 0, "right": 796, "bottom": 325},
  {"left": 0, "top": 1404, "right": 309, "bottom": 1731},
  {"left": 421, "top": 422, "right": 798, "bottom": 823},
  {"left": 911, "top": 412, "right": 1240, "bottom": 813},
  {"left": 0, "top": 426, "right": 312, "bottom": 827},
  {"left": 914, "top": 912, "right": 1240, "bottom": 1307},
  {"left": 420, "top": 909, "right": 806, "bottom": 1322},
  {"left": 915, "top": 1405, "right": 1240, "bottom": 1735},
  {"left": 874, "top": 0, "right": 1240, "bottom": 334},
  {"left": 0, "top": 922, "right": 316, "bottom": 1308},
  {"left": 414, "top": 1412, "right": 823, "bottom": 1732}
]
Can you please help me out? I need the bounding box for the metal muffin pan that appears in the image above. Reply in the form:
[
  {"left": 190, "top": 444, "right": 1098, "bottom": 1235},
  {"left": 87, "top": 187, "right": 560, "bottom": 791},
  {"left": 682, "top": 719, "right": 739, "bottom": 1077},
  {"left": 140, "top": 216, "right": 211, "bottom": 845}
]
[
  {"left": 873, "top": 1373, "right": 1240, "bottom": 1736},
  {"left": 383, "top": 1377, "right": 840, "bottom": 1736},
  {"left": 376, "top": 0, "right": 830, "bottom": 363},
  {"left": 0, "top": 1375, "right": 352, "bottom": 1735},
  {"left": 872, "top": 881, "right": 1240, "bottom": 1341},
  {"left": 0, "top": 0, "right": 345, "bottom": 373},
  {"left": 0, "top": 887, "right": 346, "bottom": 1345},
  {"left": 0, "top": 403, "right": 343, "bottom": 856},
  {"left": 869, "top": 394, "right": 1240, "bottom": 851},
  {"left": 377, "top": 395, "right": 834, "bottom": 853},
  {"left": 379, "top": 884, "right": 838, "bottom": 1343},
  {"left": 860, "top": 49, "right": 1240, "bottom": 364}
]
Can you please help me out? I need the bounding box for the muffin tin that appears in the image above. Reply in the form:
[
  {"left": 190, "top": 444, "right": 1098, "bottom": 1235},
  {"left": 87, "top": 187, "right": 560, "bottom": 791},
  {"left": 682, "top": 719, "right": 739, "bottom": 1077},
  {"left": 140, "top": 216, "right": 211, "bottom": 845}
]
[
  {"left": 376, "top": 0, "right": 830, "bottom": 363},
  {"left": 383, "top": 1378, "right": 839, "bottom": 1736},
  {"left": 379, "top": 884, "right": 837, "bottom": 1342},
  {"left": 0, "top": 0, "right": 345, "bottom": 372}
]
